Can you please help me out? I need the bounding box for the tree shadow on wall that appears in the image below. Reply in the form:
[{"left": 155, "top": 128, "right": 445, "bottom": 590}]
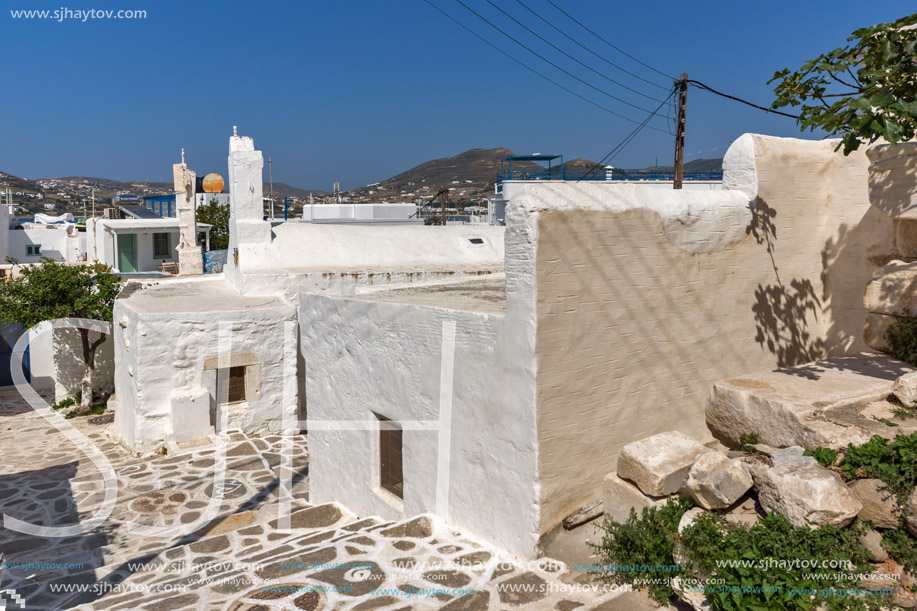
[{"left": 749, "top": 199, "right": 826, "bottom": 369}]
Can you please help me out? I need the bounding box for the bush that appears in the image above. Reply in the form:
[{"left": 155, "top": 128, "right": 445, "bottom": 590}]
[
  {"left": 840, "top": 433, "right": 917, "bottom": 501},
  {"left": 595, "top": 502, "right": 884, "bottom": 609},
  {"left": 592, "top": 496, "right": 694, "bottom": 604},
  {"left": 885, "top": 315, "right": 917, "bottom": 367}
]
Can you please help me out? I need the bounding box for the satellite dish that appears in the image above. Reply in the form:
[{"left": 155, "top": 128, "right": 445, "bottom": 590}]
[{"left": 202, "top": 173, "right": 224, "bottom": 193}]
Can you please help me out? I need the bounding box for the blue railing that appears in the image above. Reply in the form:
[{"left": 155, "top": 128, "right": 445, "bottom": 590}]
[{"left": 498, "top": 169, "right": 723, "bottom": 182}]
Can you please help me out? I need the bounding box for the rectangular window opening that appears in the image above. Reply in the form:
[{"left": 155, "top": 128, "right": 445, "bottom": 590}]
[
  {"left": 153, "top": 233, "right": 171, "bottom": 259},
  {"left": 222, "top": 365, "right": 246, "bottom": 404},
  {"left": 378, "top": 415, "right": 403, "bottom": 499},
  {"left": 26, "top": 245, "right": 41, "bottom": 256}
]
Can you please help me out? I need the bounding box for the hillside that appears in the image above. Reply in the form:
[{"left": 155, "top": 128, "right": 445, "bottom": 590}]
[{"left": 344, "top": 147, "right": 543, "bottom": 204}]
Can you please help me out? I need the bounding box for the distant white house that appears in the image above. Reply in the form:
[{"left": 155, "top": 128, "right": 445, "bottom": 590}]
[
  {"left": 86, "top": 217, "right": 211, "bottom": 273},
  {"left": 0, "top": 206, "right": 85, "bottom": 263}
]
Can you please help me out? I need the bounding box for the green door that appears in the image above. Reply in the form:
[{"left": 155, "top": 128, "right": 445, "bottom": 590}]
[{"left": 117, "top": 234, "right": 137, "bottom": 273}]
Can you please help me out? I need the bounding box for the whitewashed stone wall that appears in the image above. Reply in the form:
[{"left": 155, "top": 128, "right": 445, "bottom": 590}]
[
  {"left": 522, "top": 135, "right": 895, "bottom": 531},
  {"left": 112, "top": 282, "right": 299, "bottom": 454},
  {"left": 301, "top": 133, "right": 897, "bottom": 557},
  {"left": 300, "top": 294, "right": 541, "bottom": 559}
]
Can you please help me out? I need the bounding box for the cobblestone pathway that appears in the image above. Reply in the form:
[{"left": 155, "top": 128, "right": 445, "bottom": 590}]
[{"left": 0, "top": 388, "right": 642, "bottom": 610}]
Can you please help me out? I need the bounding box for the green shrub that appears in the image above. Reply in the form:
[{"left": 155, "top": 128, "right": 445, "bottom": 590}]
[
  {"left": 592, "top": 496, "right": 694, "bottom": 604},
  {"left": 881, "top": 525, "right": 917, "bottom": 573},
  {"left": 803, "top": 447, "right": 838, "bottom": 468},
  {"left": 739, "top": 432, "right": 759, "bottom": 451},
  {"left": 681, "top": 512, "right": 879, "bottom": 611},
  {"left": 885, "top": 314, "right": 917, "bottom": 367},
  {"left": 595, "top": 502, "right": 884, "bottom": 609},
  {"left": 840, "top": 433, "right": 917, "bottom": 501}
]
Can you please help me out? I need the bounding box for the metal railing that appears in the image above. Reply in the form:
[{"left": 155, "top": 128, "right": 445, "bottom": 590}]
[{"left": 497, "top": 169, "right": 723, "bottom": 182}]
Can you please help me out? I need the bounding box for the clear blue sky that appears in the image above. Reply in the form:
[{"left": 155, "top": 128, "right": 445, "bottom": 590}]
[{"left": 1, "top": 0, "right": 913, "bottom": 190}]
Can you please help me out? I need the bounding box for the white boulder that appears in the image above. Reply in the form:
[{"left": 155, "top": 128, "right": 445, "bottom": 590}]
[
  {"left": 894, "top": 372, "right": 917, "bottom": 407},
  {"left": 601, "top": 473, "right": 664, "bottom": 523},
  {"left": 683, "top": 451, "right": 753, "bottom": 510},
  {"left": 617, "top": 431, "right": 709, "bottom": 496},
  {"left": 755, "top": 455, "right": 861, "bottom": 528}
]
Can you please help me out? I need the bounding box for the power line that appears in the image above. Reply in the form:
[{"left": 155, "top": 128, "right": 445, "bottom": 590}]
[
  {"left": 687, "top": 79, "right": 800, "bottom": 119},
  {"left": 451, "top": 0, "right": 668, "bottom": 118},
  {"left": 423, "top": 0, "right": 669, "bottom": 133},
  {"left": 578, "top": 86, "right": 677, "bottom": 182},
  {"left": 515, "top": 0, "right": 671, "bottom": 93},
  {"left": 544, "top": 0, "right": 675, "bottom": 81},
  {"left": 484, "top": 0, "right": 666, "bottom": 103}
]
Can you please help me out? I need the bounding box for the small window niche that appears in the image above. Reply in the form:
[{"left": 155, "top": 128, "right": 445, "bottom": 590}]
[
  {"left": 219, "top": 365, "right": 247, "bottom": 405},
  {"left": 377, "top": 414, "right": 404, "bottom": 499}
]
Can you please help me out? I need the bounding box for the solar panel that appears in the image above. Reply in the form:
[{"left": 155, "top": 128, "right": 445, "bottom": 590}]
[{"left": 119, "top": 205, "right": 163, "bottom": 219}]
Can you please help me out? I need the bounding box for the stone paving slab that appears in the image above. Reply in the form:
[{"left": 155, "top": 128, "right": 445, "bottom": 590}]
[{"left": 0, "top": 388, "right": 646, "bottom": 610}]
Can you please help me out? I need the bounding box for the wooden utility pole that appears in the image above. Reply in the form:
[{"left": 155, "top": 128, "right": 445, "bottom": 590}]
[
  {"left": 268, "top": 156, "right": 274, "bottom": 219},
  {"left": 673, "top": 73, "right": 688, "bottom": 190}
]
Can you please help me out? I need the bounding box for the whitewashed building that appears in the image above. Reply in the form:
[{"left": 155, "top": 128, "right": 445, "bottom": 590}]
[{"left": 112, "top": 129, "right": 895, "bottom": 560}]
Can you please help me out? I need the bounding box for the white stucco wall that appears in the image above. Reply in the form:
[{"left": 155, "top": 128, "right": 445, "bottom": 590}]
[
  {"left": 86, "top": 219, "right": 179, "bottom": 272},
  {"left": 520, "top": 134, "right": 895, "bottom": 531},
  {"left": 7, "top": 227, "right": 80, "bottom": 262},
  {"left": 300, "top": 290, "right": 541, "bottom": 560},
  {"left": 301, "top": 133, "right": 897, "bottom": 557},
  {"left": 225, "top": 222, "right": 506, "bottom": 300},
  {"left": 112, "top": 277, "right": 299, "bottom": 454},
  {"left": 300, "top": 203, "right": 418, "bottom": 220},
  {"left": 51, "top": 327, "right": 114, "bottom": 403}
]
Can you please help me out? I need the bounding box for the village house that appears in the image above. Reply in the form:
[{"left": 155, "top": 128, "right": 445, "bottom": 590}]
[{"left": 111, "top": 128, "right": 898, "bottom": 561}]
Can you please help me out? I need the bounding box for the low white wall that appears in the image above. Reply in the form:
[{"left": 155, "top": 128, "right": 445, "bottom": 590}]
[
  {"left": 51, "top": 327, "right": 114, "bottom": 403},
  {"left": 301, "top": 203, "right": 418, "bottom": 220},
  {"left": 300, "top": 293, "right": 541, "bottom": 559},
  {"left": 226, "top": 223, "right": 505, "bottom": 299}
]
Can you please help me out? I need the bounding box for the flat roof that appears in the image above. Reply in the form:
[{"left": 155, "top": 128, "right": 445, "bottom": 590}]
[
  {"left": 123, "top": 277, "right": 287, "bottom": 314},
  {"left": 505, "top": 154, "right": 562, "bottom": 162},
  {"left": 351, "top": 275, "right": 506, "bottom": 314}
]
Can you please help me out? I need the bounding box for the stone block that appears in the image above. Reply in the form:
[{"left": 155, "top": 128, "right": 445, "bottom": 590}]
[
  {"left": 898, "top": 220, "right": 917, "bottom": 258},
  {"left": 601, "top": 473, "right": 663, "bottom": 523},
  {"left": 894, "top": 372, "right": 917, "bottom": 407},
  {"left": 864, "top": 312, "right": 896, "bottom": 353},
  {"left": 864, "top": 260, "right": 917, "bottom": 316},
  {"left": 858, "top": 528, "right": 888, "bottom": 563},
  {"left": 169, "top": 387, "right": 212, "bottom": 444},
  {"left": 755, "top": 460, "right": 861, "bottom": 528},
  {"left": 617, "top": 431, "right": 708, "bottom": 496},
  {"left": 848, "top": 479, "right": 898, "bottom": 529},
  {"left": 706, "top": 354, "right": 912, "bottom": 450},
  {"left": 867, "top": 143, "right": 917, "bottom": 219},
  {"left": 683, "top": 451, "right": 753, "bottom": 510}
]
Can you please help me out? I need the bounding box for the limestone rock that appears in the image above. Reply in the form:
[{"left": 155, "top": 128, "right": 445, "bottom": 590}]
[
  {"left": 601, "top": 473, "right": 664, "bottom": 524},
  {"left": 898, "top": 220, "right": 917, "bottom": 258},
  {"left": 864, "top": 313, "right": 896, "bottom": 353},
  {"left": 894, "top": 372, "right": 917, "bottom": 407},
  {"left": 858, "top": 528, "right": 888, "bottom": 563},
  {"left": 683, "top": 452, "right": 753, "bottom": 510},
  {"left": 867, "top": 143, "right": 917, "bottom": 220},
  {"left": 906, "top": 491, "right": 917, "bottom": 538},
  {"left": 617, "top": 432, "right": 708, "bottom": 496},
  {"left": 755, "top": 459, "right": 861, "bottom": 528},
  {"left": 864, "top": 260, "right": 917, "bottom": 316},
  {"left": 706, "top": 355, "right": 910, "bottom": 450},
  {"left": 721, "top": 495, "right": 763, "bottom": 527},
  {"left": 848, "top": 479, "right": 899, "bottom": 529},
  {"left": 671, "top": 576, "right": 711, "bottom": 611}
]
